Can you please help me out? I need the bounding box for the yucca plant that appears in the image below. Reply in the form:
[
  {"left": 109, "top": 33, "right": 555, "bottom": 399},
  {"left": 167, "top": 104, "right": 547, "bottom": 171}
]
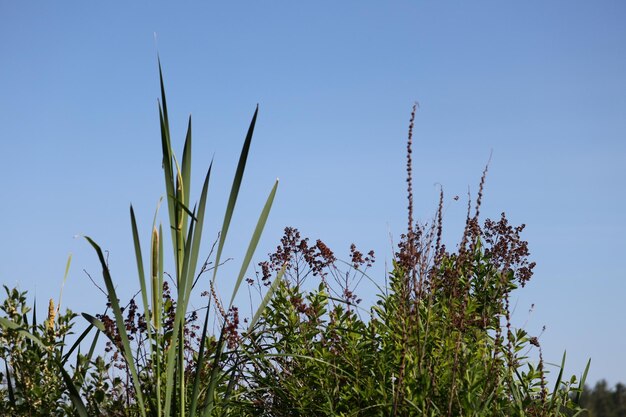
[{"left": 74, "top": 60, "right": 281, "bottom": 417}]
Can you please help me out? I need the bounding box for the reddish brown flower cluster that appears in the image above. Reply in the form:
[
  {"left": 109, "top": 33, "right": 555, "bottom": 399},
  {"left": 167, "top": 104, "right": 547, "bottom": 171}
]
[
  {"left": 482, "top": 212, "right": 536, "bottom": 287},
  {"left": 349, "top": 243, "right": 375, "bottom": 270},
  {"left": 97, "top": 281, "right": 203, "bottom": 372},
  {"left": 224, "top": 307, "right": 240, "bottom": 349},
  {"left": 257, "top": 227, "right": 338, "bottom": 287}
]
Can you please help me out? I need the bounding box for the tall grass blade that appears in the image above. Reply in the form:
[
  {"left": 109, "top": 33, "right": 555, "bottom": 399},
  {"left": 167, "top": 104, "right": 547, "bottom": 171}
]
[
  {"left": 130, "top": 206, "right": 153, "bottom": 341},
  {"left": 228, "top": 179, "right": 278, "bottom": 309},
  {"left": 58, "top": 253, "right": 72, "bottom": 311},
  {"left": 181, "top": 116, "right": 192, "bottom": 233},
  {"left": 189, "top": 294, "right": 212, "bottom": 417},
  {"left": 158, "top": 57, "right": 170, "bottom": 134},
  {"left": 84, "top": 236, "right": 147, "bottom": 417},
  {"left": 163, "top": 217, "right": 197, "bottom": 417},
  {"left": 248, "top": 263, "right": 286, "bottom": 331},
  {"left": 81, "top": 313, "right": 106, "bottom": 332},
  {"left": 158, "top": 62, "right": 177, "bottom": 258},
  {"left": 212, "top": 105, "right": 258, "bottom": 284},
  {"left": 31, "top": 297, "right": 37, "bottom": 333},
  {"left": 62, "top": 322, "right": 97, "bottom": 363},
  {"left": 60, "top": 365, "right": 89, "bottom": 417},
  {"left": 187, "top": 161, "right": 213, "bottom": 291},
  {"left": 201, "top": 330, "right": 227, "bottom": 417},
  {"left": 575, "top": 358, "right": 591, "bottom": 404},
  {"left": 550, "top": 351, "right": 567, "bottom": 410}
]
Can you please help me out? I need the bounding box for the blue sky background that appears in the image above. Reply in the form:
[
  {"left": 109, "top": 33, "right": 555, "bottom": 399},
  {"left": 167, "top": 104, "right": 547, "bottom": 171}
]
[{"left": 1, "top": 1, "right": 625, "bottom": 387}]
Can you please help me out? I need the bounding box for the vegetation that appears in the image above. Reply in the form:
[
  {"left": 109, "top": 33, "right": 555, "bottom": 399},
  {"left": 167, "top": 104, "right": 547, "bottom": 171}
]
[
  {"left": 577, "top": 381, "right": 626, "bottom": 417},
  {"left": 0, "top": 66, "right": 594, "bottom": 416}
]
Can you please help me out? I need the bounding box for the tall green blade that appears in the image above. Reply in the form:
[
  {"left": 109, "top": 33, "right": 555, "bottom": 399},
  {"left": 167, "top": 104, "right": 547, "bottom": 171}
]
[
  {"left": 130, "top": 206, "right": 153, "bottom": 343},
  {"left": 160, "top": 103, "right": 177, "bottom": 255},
  {"left": 60, "top": 365, "right": 89, "bottom": 417},
  {"left": 31, "top": 297, "right": 37, "bottom": 333},
  {"left": 248, "top": 262, "right": 286, "bottom": 331},
  {"left": 575, "top": 358, "right": 591, "bottom": 404},
  {"left": 201, "top": 330, "right": 227, "bottom": 417},
  {"left": 158, "top": 57, "right": 170, "bottom": 134},
  {"left": 80, "top": 313, "right": 106, "bottom": 332},
  {"left": 62, "top": 322, "right": 97, "bottom": 364},
  {"left": 189, "top": 294, "right": 213, "bottom": 417},
  {"left": 84, "top": 236, "right": 147, "bottom": 417},
  {"left": 187, "top": 161, "right": 213, "bottom": 290},
  {"left": 228, "top": 179, "right": 278, "bottom": 309},
  {"left": 550, "top": 351, "right": 566, "bottom": 410},
  {"left": 211, "top": 105, "right": 258, "bottom": 284},
  {"left": 180, "top": 116, "right": 192, "bottom": 235},
  {"left": 158, "top": 62, "right": 177, "bottom": 260},
  {"left": 163, "top": 216, "right": 196, "bottom": 417}
]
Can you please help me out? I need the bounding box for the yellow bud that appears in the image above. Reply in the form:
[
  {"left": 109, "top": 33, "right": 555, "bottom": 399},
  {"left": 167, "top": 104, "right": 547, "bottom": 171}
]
[{"left": 47, "top": 298, "right": 55, "bottom": 332}]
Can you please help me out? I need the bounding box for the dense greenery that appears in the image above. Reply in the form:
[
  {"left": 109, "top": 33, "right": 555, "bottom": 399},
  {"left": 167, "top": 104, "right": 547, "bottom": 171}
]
[{"left": 1, "top": 66, "right": 594, "bottom": 416}]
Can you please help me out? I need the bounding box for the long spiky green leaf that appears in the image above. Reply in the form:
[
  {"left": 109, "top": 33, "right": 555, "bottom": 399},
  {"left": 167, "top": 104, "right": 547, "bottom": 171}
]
[
  {"left": 189, "top": 287, "right": 213, "bottom": 417},
  {"left": 84, "top": 236, "right": 147, "bottom": 417},
  {"left": 187, "top": 161, "right": 213, "bottom": 290},
  {"left": 60, "top": 365, "right": 89, "bottom": 417},
  {"left": 248, "top": 263, "right": 286, "bottom": 331},
  {"left": 131, "top": 206, "right": 154, "bottom": 344},
  {"left": 181, "top": 116, "right": 192, "bottom": 234},
  {"left": 212, "top": 105, "right": 258, "bottom": 285},
  {"left": 575, "top": 358, "right": 591, "bottom": 404},
  {"left": 550, "top": 351, "right": 567, "bottom": 410},
  {"left": 228, "top": 179, "right": 278, "bottom": 309},
  {"left": 62, "top": 322, "right": 97, "bottom": 364},
  {"left": 163, "top": 215, "right": 197, "bottom": 417}
]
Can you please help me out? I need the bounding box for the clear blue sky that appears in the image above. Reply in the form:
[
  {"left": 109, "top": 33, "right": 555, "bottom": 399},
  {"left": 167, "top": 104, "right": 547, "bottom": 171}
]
[{"left": 1, "top": 1, "right": 625, "bottom": 387}]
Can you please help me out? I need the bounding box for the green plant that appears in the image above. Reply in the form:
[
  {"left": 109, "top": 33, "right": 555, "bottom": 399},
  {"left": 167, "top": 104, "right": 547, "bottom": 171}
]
[
  {"left": 233, "top": 107, "right": 590, "bottom": 417},
  {"left": 0, "top": 250, "right": 113, "bottom": 417},
  {"left": 74, "top": 61, "right": 280, "bottom": 417},
  {"left": 0, "top": 286, "right": 73, "bottom": 416}
]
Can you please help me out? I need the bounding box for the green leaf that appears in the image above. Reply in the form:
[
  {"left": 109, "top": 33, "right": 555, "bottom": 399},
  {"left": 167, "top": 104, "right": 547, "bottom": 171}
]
[
  {"left": 212, "top": 105, "right": 258, "bottom": 285},
  {"left": 62, "top": 321, "right": 97, "bottom": 364},
  {"left": 163, "top": 215, "right": 197, "bottom": 416},
  {"left": 228, "top": 180, "right": 278, "bottom": 309},
  {"left": 81, "top": 313, "right": 106, "bottom": 332},
  {"left": 84, "top": 236, "right": 147, "bottom": 417},
  {"left": 248, "top": 261, "right": 286, "bottom": 332},
  {"left": 0, "top": 317, "right": 46, "bottom": 349},
  {"left": 549, "top": 351, "right": 566, "bottom": 410},
  {"left": 60, "top": 365, "right": 89, "bottom": 417},
  {"left": 187, "top": 160, "right": 213, "bottom": 291},
  {"left": 189, "top": 294, "right": 212, "bottom": 417},
  {"left": 131, "top": 205, "right": 154, "bottom": 343},
  {"left": 575, "top": 358, "right": 591, "bottom": 404},
  {"left": 181, "top": 116, "right": 192, "bottom": 234},
  {"left": 31, "top": 297, "right": 37, "bottom": 333}
]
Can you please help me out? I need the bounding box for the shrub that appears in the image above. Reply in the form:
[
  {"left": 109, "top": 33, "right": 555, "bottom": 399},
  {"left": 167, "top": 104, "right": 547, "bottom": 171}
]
[{"left": 233, "top": 106, "right": 589, "bottom": 417}]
